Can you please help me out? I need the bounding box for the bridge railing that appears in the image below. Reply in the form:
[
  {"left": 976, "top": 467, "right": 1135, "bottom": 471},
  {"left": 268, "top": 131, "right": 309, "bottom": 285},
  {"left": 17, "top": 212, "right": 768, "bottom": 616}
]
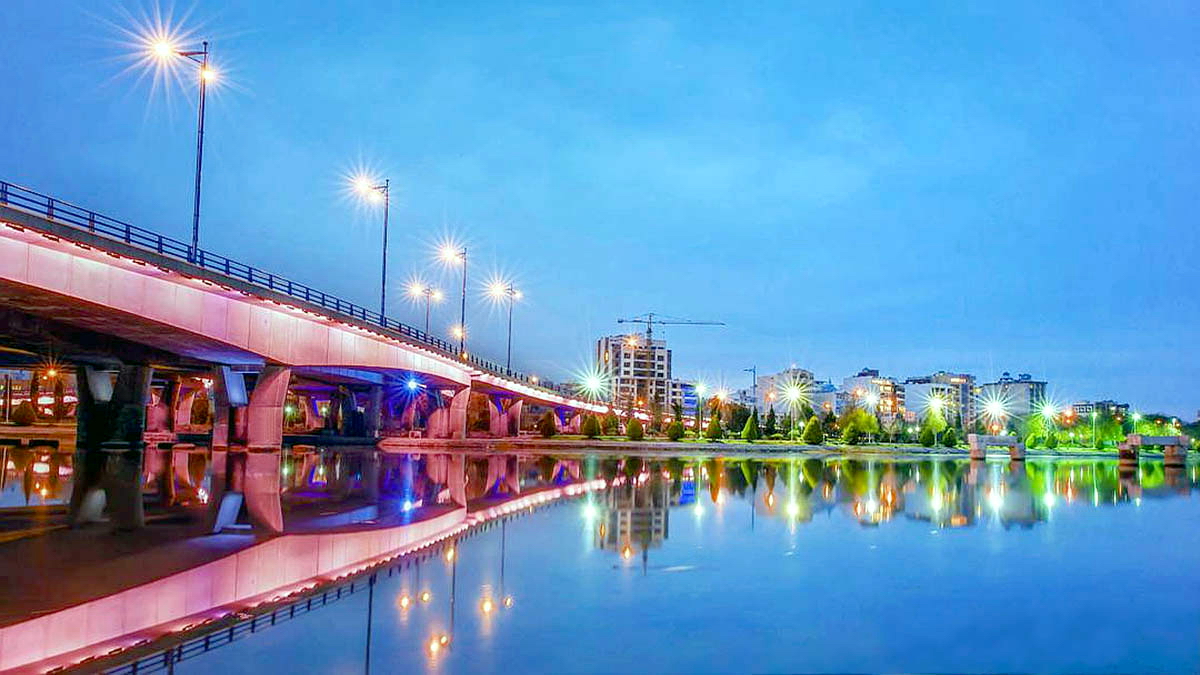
[{"left": 0, "top": 180, "right": 560, "bottom": 396}]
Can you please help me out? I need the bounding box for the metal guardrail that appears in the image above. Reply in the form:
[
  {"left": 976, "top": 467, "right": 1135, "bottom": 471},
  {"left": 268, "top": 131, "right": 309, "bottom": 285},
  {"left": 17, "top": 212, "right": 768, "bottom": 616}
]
[
  {"left": 99, "top": 577, "right": 371, "bottom": 675},
  {"left": 0, "top": 179, "right": 556, "bottom": 393}
]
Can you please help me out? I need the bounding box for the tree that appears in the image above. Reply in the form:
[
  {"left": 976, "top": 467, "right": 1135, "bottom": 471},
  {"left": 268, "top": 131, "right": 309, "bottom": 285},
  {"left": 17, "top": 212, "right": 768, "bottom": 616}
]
[
  {"left": 601, "top": 412, "right": 620, "bottom": 435},
  {"left": 918, "top": 426, "right": 936, "bottom": 448},
  {"left": 52, "top": 378, "right": 67, "bottom": 421},
  {"left": 801, "top": 415, "right": 824, "bottom": 444},
  {"left": 649, "top": 400, "right": 663, "bottom": 433},
  {"left": 190, "top": 393, "right": 211, "bottom": 426},
  {"left": 1045, "top": 432, "right": 1059, "bottom": 449},
  {"left": 704, "top": 415, "right": 723, "bottom": 440},
  {"left": 665, "top": 421, "right": 685, "bottom": 441},
  {"left": 942, "top": 427, "right": 958, "bottom": 447},
  {"left": 800, "top": 403, "right": 815, "bottom": 422},
  {"left": 780, "top": 412, "right": 793, "bottom": 434},
  {"left": 741, "top": 409, "right": 761, "bottom": 441},
  {"left": 728, "top": 404, "right": 751, "bottom": 434},
  {"left": 28, "top": 375, "right": 40, "bottom": 421},
  {"left": 842, "top": 423, "right": 863, "bottom": 445},
  {"left": 763, "top": 408, "right": 777, "bottom": 436},
  {"left": 581, "top": 414, "right": 601, "bottom": 439},
  {"left": 626, "top": 417, "right": 645, "bottom": 441},
  {"left": 536, "top": 410, "right": 557, "bottom": 438},
  {"left": 11, "top": 400, "right": 35, "bottom": 426},
  {"left": 821, "top": 411, "right": 837, "bottom": 435},
  {"left": 671, "top": 401, "right": 684, "bottom": 425}
]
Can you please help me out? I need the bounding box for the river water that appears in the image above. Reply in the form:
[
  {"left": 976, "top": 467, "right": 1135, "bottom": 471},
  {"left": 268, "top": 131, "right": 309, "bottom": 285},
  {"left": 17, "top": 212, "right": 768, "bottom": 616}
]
[{"left": 159, "top": 453, "right": 1199, "bottom": 673}]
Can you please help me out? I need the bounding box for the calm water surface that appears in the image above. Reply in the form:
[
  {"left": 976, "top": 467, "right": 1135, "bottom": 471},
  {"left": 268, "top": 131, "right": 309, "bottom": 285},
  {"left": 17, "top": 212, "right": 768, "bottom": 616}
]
[{"left": 178, "top": 454, "right": 1200, "bottom": 674}]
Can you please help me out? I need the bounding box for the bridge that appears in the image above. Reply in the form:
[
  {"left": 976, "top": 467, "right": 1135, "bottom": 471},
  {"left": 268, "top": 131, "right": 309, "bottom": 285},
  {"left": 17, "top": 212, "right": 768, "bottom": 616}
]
[{"left": 0, "top": 179, "right": 606, "bottom": 532}]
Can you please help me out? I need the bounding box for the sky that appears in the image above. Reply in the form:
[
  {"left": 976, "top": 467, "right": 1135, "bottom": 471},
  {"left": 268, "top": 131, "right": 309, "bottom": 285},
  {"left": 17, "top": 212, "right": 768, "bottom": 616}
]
[{"left": 0, "top": 1, "right": 1196, "bottom": 417}]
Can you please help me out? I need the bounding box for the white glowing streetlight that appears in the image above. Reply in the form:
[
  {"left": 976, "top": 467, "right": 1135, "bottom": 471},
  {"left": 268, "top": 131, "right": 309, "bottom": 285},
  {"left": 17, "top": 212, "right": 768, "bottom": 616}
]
[
  {"left": 487, "top": 280, "right": 523, "bottom": 370},
  {"left": 407, "top": 281, "right": 443, "bottom": 334},
  {"left": 438, "top": 243, "right": 468, "bottom": 355},
  {"left": 143, "top": 35, "right": 216, "bottom": 263},
  {"left": 351, "top": 175, "right": 391, "bottom": 317}
]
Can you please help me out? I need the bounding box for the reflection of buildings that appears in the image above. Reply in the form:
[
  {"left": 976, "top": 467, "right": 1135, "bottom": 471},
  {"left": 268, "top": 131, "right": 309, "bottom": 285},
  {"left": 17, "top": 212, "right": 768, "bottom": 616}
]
[{"left": 594, "top": 476, "right": 671, "bottom": 558}]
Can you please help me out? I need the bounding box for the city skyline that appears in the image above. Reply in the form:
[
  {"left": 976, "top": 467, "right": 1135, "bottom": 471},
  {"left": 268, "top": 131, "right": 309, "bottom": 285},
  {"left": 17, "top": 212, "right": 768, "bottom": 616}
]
[{"left": 0, "top": 2, "right": 1196, "bottom": 415}]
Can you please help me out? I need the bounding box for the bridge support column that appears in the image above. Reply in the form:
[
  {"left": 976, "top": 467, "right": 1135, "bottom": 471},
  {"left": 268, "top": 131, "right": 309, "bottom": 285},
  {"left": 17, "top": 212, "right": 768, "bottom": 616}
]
[
  {"left": 507, "top": 400, "right": 524, "bottom": 436},
  {"left": 447, "top": 387, "right": 471, "bottom": 440},
  {"left": 364, "top": 386, "right": 384, "bottom": 438},
  {"left": 488, "top": 395, "right": 508, "bottom": 438},
  {"left": 69, "top": 365, "right": 153, "bottom": 530},
  {"left": 207, "top": 367, "right": 288, "bottom": 534}
]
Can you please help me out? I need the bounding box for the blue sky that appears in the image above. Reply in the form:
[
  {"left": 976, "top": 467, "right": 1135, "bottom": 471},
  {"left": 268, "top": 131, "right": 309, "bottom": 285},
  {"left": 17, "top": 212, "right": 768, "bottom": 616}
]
[{"left": 0, "top": 1, "right": 1196, "bottom": 416}]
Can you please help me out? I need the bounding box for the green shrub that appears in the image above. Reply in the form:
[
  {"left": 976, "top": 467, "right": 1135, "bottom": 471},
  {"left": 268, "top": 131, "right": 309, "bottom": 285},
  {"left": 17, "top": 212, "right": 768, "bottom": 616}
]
[
  {"left": 741, "top": 410, "right": 761, "bottom": 441},
  {"left": 601, "top": 412, "right": 620, "bottom": 435},
  {"left": 11, "top": 401, "right": 36, "bottom": 426},
  {"left": 801, "top": 415, "right": 823, "bottom": 444},
  {"left": 704, "top": 415, "right": 723, "bottom": 440},
  {"left": 942, "top": 427, "right": 958, "bottom": 447},
  {"left": 1045, "top": 433, "right": 1059, "bottom": 449},
  {"left": 665, "top": 421, "right": 685, "bottom": 441},
  {"left": 536, "top": 411, "right": 557, "bottom": 438},
  {"left": 626, "top": 417, "right": 645, "bottom": 441},
  {"left": 581, "top": 414, "right": 601, "bottom": 439},
  {"left": 768, "top": 433, "right": 785, "bottom": 441},
  {"left": 918, "top": 427, "right": 936, "bottom": 448}
]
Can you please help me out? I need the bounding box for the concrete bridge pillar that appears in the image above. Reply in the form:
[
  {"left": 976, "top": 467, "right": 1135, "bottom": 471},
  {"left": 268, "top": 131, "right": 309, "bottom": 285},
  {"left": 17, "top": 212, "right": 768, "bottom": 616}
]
[
  {"left": 206, "top": 367, "right": 288, "bottom": 534},
  {"left": 69, "top": 364, "right": 153, "bottom": 530},
  {"left": 488, "top": 395, "right": 508, "bottom": 438},
  {"left": 446, "top": 387, "right": 471, "bottom": 440},
  {"left": 364, "top": 386, "right": 384, "bottom": 438},
  {"left": 507, "top": 400, "right": 524, "bottom": 436},
  {"left": 172, "top": 378, "right": 203, "bottom": 432}
]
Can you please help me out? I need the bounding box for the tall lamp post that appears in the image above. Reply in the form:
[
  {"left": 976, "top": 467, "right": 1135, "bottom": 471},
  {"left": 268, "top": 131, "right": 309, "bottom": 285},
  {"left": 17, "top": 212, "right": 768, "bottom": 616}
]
[
  {"left": 489, "top": 282, "right": 522, "bottom": 370},
  {"left": 353, "top": 177, "right": 391, "bottom": 318},
  {"left": 148, "top": 39, "right": 216, "bottom": 262},
  {"left": 408, "top": 283, "right": 443, "bottom": 334},
  {"left": 440, "top": 245, "right": 468, "bottom": 355},
  {"left": 744, "top": 366, "right": 757, "bottom": 411}
]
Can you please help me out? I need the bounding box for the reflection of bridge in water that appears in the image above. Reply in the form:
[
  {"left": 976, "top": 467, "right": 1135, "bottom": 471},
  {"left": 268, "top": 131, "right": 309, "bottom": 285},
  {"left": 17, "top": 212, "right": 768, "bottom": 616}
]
[{"left": 0, "top": 450, "right": 604, "bottom": 673}]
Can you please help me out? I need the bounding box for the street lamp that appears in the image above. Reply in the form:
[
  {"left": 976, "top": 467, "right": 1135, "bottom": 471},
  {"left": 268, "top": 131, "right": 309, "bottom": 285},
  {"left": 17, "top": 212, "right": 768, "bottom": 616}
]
[
  {"left": 1091, "top": 410, "right": 1098, "bottom": 446},
  {"left": 487, "top": 281, "right": 522, "bottom": 370},
  {"left": 743, "top": 366, "right": 757, "bottom": 411},
  {"left": 407, "top": 282, "right": 443, "bottom": 334},
  {"left": 352, "top": 176, "right": 391, "bottom": 317},
  {"left": 439, "top": 244, "right": 468, "bottom": 355},
  {"left": 146, "top": 38, "right": 216, "bottom": 262}
]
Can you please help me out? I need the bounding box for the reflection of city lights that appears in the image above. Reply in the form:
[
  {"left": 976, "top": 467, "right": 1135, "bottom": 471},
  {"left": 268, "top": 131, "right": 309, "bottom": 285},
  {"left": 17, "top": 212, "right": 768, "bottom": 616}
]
[
  {"left": 420, "top": 591, "right": 432, "bottom": 603},
  {"left": 444, "top": 546, "right": 456, "bottom": 563},
  {"left": 480, "top": 598, "right": 495, "bottom": 614},
  {"left": 402, "top": 499, "right": 414, "bottom": 512},
  {"left": 621, "top": 545, "right": 633, "bottom": 560},
  {"left": 865, "top": 499, "right": 879, "bottom": 514},
  {"left": 785, "top": 501, "right": 800, "bottom": 518},
  {"left": 503, "top": 596, "right": 514, "bottom": 608},
  {"left": 582, "top": 502, "right": 598, "bottom": 521},
  {"left": 931, "top": 490, "right": 944, "bottom": 512},
  {"left": 428, "top": 637, "right": 442, "bottom": 655},
  {"left": 988, "top": 491, "right": 1003, "bottom": 511},
  {"left": 693, "top": 504, "right": 703, "bottom": 517},
  {"left": 1042, "top": 492, "right": 1055, "bottom": 508},
  {"left": 398, "top": 594, "right": 411, "bottom": 610}
]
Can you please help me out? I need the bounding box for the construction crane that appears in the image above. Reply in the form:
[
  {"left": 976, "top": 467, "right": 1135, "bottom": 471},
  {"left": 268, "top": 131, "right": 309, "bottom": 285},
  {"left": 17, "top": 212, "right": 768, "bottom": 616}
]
[{"left": 616, "top": 312, "right": 725, "bottom": 342}]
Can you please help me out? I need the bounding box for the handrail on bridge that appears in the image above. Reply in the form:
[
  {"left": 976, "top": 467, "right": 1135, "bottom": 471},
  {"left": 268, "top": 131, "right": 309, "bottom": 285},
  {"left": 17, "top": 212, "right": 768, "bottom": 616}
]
[{"left": 0, "top": 179, "right": 560, "bottom": 395}]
